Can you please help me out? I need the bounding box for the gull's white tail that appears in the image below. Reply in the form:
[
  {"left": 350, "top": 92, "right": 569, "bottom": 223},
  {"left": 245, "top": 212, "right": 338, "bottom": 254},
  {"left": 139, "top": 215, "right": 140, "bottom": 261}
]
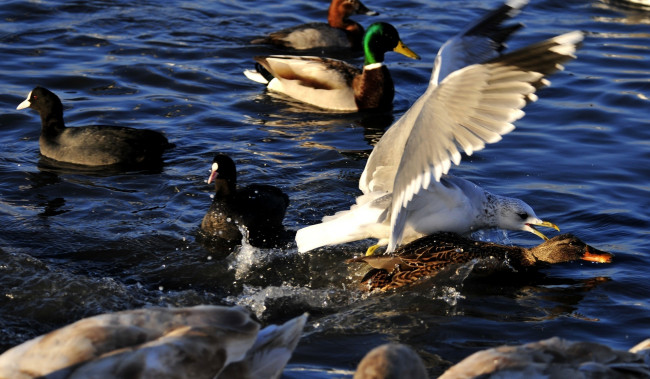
[{"left": 295, "top": 192, "right": 389, "bottom": 253}]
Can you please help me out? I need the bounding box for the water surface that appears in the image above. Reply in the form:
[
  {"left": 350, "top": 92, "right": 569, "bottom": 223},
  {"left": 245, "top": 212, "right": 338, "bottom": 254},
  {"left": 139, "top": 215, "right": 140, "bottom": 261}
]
[{"left": 0, "top": 0, "right": 649, "bottom": 376}]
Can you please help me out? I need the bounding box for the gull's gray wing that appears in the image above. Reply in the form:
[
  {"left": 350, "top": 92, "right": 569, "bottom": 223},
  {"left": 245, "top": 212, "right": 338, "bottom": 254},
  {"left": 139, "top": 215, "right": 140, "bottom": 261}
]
[
  {"left": 387, "top": 31, "right": 585, "bottom": 252},
  {"left": 359, "top": 90, "right": 430, "bottom": 194},
  {"left": 359, "top": 0, "right": 528, "bottom": 194},
  {"left": 431, "top": 0, "right": 528, "bottom": 85}
]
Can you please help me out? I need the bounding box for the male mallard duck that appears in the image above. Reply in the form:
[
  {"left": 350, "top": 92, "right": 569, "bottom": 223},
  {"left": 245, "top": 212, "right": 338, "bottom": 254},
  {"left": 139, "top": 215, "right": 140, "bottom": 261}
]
[
  {"left": 0, "top": 305, "right": 307, "bottom": 379},
  {"left": 295, "top": 0, "right": 582, "bottom": 254},
  {"left": 16, "top": 87, "right": 172, "bottom": 168},
  {"left": 201, "top": 153, "right": 290, "bottom": 248},
  {"left": 439, "top": 337, "right": 650, "bottom": 378},
  {"left": 347, "top": 233, "right": 613, "bottom": 291},
  {"left": 244, "top": 22, "right": 420, "bottom": 112},
  {"left": 251, "top": 0, "right": 377, "bottom": 51}
]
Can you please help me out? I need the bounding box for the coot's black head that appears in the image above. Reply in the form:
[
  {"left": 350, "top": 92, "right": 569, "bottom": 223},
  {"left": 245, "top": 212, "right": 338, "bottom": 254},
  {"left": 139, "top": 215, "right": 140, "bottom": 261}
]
[
  {"left": 207, "top": 153, "right": 237, "bottom": 186},
  {"left": 17, "top": 86, "right": 63, "bottom": 116}
]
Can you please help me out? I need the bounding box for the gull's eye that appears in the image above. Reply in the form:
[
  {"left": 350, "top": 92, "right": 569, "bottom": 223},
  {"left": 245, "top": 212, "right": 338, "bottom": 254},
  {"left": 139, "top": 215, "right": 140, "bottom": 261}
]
[{"left": 517, "top": 213, "right": 528, "bottom": 220}]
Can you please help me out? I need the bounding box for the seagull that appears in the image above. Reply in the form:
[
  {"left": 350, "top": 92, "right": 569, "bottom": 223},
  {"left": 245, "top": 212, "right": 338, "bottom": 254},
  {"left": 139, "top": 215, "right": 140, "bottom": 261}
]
[{"left": 296, "top": 0, "right": 582, "bottom": 254}]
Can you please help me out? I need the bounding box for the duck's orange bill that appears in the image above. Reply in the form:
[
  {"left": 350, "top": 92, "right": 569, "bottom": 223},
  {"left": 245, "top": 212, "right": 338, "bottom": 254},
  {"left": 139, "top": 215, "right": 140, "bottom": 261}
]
[{"left": 581, "top": 248, "right": 614, "bottom": 263}]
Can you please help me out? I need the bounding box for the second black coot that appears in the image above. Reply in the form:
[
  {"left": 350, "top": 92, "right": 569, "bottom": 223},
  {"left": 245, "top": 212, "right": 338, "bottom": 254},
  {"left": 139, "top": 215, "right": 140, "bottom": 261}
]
[{"left": 201, "top": 154, "right": 291, "bottom": 248}]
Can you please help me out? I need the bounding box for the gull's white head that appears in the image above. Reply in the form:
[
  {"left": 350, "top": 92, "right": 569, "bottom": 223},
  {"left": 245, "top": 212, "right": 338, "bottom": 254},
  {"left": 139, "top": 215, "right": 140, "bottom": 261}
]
[{"left": 493, "top": 196, "right": 559, "bottom": 240}]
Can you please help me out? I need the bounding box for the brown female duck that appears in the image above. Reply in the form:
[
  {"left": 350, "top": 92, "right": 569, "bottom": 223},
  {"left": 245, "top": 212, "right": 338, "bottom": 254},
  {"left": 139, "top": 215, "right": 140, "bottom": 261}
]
[
  {"left": 347, "top": 233, "right": 613, "bottom": 291},
  {"left": 251, "top": 0, "right": 377, "bottom": 51}
]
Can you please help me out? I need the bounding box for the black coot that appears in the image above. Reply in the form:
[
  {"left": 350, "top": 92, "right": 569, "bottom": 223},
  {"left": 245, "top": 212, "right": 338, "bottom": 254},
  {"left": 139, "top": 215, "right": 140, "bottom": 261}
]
[
  {"left": 17, "top": 86, "right": 172, "bottom": 168},
  {"left": 200, "top": 154, "right": 291, "bottom": 248}
]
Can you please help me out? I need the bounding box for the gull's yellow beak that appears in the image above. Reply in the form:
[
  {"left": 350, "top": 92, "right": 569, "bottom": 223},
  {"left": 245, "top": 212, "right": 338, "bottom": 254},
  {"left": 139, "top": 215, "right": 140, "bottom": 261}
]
[{"left": 526, "top": 221, "right": 560, "bottom": 240}]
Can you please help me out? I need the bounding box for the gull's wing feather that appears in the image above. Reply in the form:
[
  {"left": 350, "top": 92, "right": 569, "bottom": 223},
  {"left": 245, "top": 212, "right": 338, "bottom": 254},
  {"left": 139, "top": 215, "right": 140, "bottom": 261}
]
[
  {"left": 387, "top": 31, "right": 585, "bottom": 252},
  {"left": 431, "top": 0, "right": 528, "bottom": 85},
  {"left": 359, "top": 91, "right": 430, "bottom": 194},
  {"left": 360, "top": 0, "right": 528, "bottom": 194}
]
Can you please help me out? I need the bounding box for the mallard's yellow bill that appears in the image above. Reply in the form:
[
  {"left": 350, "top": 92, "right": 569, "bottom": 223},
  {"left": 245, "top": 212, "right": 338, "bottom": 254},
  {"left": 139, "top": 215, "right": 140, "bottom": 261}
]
[{"left": 394, "top": 41, "right": 420, "bottom": 60}]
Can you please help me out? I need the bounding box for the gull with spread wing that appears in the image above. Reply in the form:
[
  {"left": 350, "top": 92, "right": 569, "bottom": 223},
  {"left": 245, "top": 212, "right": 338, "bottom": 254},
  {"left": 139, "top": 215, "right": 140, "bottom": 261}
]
[{"left": 296, "top": 0, "right": 582, "bottom": 255}]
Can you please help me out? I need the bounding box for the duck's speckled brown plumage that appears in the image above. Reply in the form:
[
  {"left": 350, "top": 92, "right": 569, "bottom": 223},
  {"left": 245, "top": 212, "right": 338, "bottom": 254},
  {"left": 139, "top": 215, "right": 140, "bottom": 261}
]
[{"left": 348, "top": 232, "right": 613, "bottom": 291}]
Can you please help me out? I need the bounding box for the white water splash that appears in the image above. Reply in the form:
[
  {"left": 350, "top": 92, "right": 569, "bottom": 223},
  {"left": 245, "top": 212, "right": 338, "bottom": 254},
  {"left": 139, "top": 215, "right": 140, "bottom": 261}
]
[
  {"left": 471, "top": 228, "right": 513, "bottom": 244},
  {"left": 227, "top": 235, "right": 260, "bottom": 280},
  {"left": 225, "top": 283, "right": 345, "bottom": 319},
  {"left": 225, "top": 224, "right": 293, "bottom": 280},
  {"left": 435, "top": 286, "right": 466, "bottom": 307},
  {"left": 430, "top": 260, "right": 479, "bottom": 306}
]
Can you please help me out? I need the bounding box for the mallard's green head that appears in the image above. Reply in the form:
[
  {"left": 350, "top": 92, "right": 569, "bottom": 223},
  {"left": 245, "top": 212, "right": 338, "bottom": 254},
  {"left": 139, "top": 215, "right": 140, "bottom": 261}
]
[{"left": 363, "top": 22, "right": 420, "bottom": 66}]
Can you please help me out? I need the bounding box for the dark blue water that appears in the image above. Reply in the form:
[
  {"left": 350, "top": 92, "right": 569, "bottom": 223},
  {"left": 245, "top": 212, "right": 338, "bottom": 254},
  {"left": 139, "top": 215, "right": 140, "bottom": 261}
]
[{"left": 0, "top": 0, "right": 649, "bottom": 376}]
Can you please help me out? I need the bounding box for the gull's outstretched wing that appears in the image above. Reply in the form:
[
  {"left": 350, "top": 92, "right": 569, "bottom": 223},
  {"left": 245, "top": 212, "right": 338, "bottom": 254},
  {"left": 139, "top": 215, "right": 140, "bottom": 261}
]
[
  {"left": 387, "top": 31, "right": 584, "bottom": 252},
  {"left": 360, "top": 0, "right": 528, "bottom": 194},
  {"left": 431, "top": 0, "right": 527, "bottom": 85}
]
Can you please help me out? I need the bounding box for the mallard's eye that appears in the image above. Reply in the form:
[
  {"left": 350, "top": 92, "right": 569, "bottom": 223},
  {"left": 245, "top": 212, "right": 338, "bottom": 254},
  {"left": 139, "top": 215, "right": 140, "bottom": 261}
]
[{"left": 517, "top": 213, "right": 528, "bottom": 220}]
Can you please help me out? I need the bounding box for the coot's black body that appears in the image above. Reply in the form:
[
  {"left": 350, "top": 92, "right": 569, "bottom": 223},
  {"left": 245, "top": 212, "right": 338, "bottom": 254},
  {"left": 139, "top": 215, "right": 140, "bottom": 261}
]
[
  {"left": 201, "top": 154, "right": 291, "bottom": 248},
  {"left": 17, "top": 87, "right": 171, "bottom": 168}
]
